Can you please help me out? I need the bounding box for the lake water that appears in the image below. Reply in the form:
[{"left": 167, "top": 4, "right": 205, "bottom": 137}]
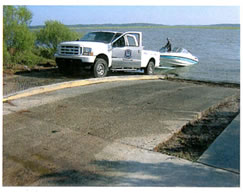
[{"left": 77, "top": 27, "right": 240, "bottom": 84}]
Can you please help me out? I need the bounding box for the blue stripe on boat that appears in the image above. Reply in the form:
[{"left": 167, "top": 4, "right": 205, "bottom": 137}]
[{"left": 160, "top": 55, "right": 198, "bottom": 64}]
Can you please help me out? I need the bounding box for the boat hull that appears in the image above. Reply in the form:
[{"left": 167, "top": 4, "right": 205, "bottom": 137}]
[{"left": 160, "top": 53, "right": 198, "bottom": 67}]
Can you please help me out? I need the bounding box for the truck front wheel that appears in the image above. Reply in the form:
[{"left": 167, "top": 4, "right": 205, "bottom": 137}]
[
  {"left": 93, "top": 58, "right": 108, "bottom": 78},
  {"left": 144, "top": 60, "right": 155, "bottom": 75},
  {"left": 57, "top": 62, "right": 66, "bottom": 74}
]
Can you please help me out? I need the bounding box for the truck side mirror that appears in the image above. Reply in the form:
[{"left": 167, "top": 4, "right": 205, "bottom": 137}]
[{"left": 108, "top": 43, "right": 112, "bottom": 51}]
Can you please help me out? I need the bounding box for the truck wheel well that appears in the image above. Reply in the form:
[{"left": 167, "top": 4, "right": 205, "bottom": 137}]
[
  {"left": 96, "top": 54, "right": 109, "bottom": 65},
  {"left": 148, "top": 58, "right": 155, "bottom": 66}
]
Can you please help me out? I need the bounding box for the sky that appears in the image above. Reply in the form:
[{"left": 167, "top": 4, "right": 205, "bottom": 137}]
[{"left": 26, "top": 5, "right": 240, "bottom": 26}]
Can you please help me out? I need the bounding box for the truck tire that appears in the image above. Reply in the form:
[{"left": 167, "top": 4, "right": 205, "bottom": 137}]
[
  {"left": 144, "top": 60, "right": 155, "bottom": 75},
  {"left": 57, "top": 63, "right": 72, "bottom": 75},
  {"left": 93, "top": 58, "right": 108, "bottom": 78},
  {"left": 57, "top": 63, "right": 66, "bottom": 74}
]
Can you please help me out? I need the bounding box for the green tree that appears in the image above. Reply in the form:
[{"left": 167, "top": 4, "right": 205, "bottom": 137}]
[
  {"left": 3, "top": 6, "right": 36, "bottom": 66},
  {"left": 36, "top": 20, "right": 82, "bottom": 58},
  {"left": 3, "top": 6, "right": 35, "bottom": 53}
]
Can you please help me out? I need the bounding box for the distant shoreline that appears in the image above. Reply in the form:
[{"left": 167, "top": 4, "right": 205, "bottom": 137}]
[
  {"left": 29, "top": 23, "right": 240, "bottom": 30},
  {"left": 68, "top": 25, "right": 240, "bottom": 30}
]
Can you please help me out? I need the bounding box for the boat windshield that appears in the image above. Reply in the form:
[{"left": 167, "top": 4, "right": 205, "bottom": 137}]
[
  {"left": 159, "top": 47, "right": 167, "bottom": 53},
  {"left": 171, "top": 47, "right": 189, "bottom": 53},
  {"left": 80, "top": 32, "right": 116, "bottom": 43},
  {"left": 160, "top": 47, "right": 190, "bottom": 53}
]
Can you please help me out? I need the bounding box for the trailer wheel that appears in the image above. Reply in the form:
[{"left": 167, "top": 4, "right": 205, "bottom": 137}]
[
  {"left": 144, "top": 60, "right": 155, "bottom": 75},
  {"left": 93, "top": 58, "right": 108, "bottom": 78}
]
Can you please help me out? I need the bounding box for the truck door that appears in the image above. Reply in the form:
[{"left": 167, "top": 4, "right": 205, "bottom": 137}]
[
  {"left": 111, "top": 35, "right": 127, "bottom": 68},
  {"left": 112, "top": 33, "right": 142, "bottom": 69},
  {"left": 125, "top": 34, "right": 142, "bottom": 68}
]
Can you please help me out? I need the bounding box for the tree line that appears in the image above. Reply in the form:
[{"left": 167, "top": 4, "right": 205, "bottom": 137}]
[{"left": 3, "top": 6, "right": 82, "bottom": 69}]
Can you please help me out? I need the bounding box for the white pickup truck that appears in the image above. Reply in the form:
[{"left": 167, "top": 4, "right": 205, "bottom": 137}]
[{"left": 54, "top": 31, "right": 160, "bottom": 77}]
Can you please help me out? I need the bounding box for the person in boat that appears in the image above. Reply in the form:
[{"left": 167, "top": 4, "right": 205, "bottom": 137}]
[{"left": 161, "top": 38, "right": 172, "bottom": 52}]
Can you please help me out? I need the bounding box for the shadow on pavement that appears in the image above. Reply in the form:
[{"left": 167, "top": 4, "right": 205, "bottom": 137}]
[{"left": 38, "top": 160, "right": 239, "bottom": 187}]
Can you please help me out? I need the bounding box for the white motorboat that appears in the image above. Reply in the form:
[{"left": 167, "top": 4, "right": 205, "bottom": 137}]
[{"left": 159, "top": 47, "right": 199, "bottom": 67}]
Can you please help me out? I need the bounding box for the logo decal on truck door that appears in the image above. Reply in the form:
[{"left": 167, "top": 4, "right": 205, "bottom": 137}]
[{"left": 125, "top": 49, "right": 132, "bottom": 59}]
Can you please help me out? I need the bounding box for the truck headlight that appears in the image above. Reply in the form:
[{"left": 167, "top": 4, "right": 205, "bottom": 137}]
[{"left": 83, "top": 47, "right": 93, "bottom": 56}]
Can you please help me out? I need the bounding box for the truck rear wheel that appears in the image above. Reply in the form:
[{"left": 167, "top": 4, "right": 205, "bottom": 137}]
[
  {"left": 93, "top": 58, "right": 108, "bottom": 78},
  {"left": 144, "top": 60, "right": 155, "bottom": 75}
]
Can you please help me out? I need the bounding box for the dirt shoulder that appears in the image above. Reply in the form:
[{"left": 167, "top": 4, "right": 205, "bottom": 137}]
[
  {"left": 3, "top": 68, "right": 78, "bottom": 96},
  {"left": 154, "top": 94, "right": 240, "bottom": 161}
]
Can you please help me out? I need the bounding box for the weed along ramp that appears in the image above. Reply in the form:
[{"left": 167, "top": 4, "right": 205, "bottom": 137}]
[
  {"left": 3, "top": 79, "right": 240, "bottom": 186},
  {"left": 154, "top": 94, "right": 240, "bottom": 161}
]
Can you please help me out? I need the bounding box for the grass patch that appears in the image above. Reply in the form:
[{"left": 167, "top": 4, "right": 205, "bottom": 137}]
[{"left": 3, "top": 59, "right": 56, "bottom": 75}]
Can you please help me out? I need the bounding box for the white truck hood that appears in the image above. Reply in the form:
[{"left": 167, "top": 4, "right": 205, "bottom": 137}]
[
  {"left": 60, "top": 41, "right": 109, "bottom": 48},
  {"left": 59, "top": 41, "right": 110, "bottom": 56}
]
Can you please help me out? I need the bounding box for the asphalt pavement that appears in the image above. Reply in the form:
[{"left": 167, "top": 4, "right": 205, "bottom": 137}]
[
  {"left": 2, "top": 76, "right": 240, "bottom": 186},
  {"left": 198, "top": 114, "right": 240, "bottom": 173}
]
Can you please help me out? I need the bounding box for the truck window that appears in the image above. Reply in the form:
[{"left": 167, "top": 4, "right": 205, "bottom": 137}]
[
  {"left": 80, "top": 32, "right": 115, "bottom": 43},
  {"left": 127, "top": 36, "right": 137, "bottom": 47},
  {"left": 112, "top": 33, "right": 122, "bottom": 41},
  {"left": 113, "top": 36, "right": 125, "bottom": 47}
]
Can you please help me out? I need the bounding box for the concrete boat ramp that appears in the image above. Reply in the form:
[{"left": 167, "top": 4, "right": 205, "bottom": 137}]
[{"left": 2, "top": 75, "right": 240, "bottom": 186}]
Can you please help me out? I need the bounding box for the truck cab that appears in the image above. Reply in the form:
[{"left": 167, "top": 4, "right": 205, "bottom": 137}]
[{"left": 54, "top": 31, "right": 160, "bottom": 77}]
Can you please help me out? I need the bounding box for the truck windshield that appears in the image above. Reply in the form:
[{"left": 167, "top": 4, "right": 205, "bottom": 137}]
[{"left": 80, "top": 32, "right": 116, "bottom": 43}]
